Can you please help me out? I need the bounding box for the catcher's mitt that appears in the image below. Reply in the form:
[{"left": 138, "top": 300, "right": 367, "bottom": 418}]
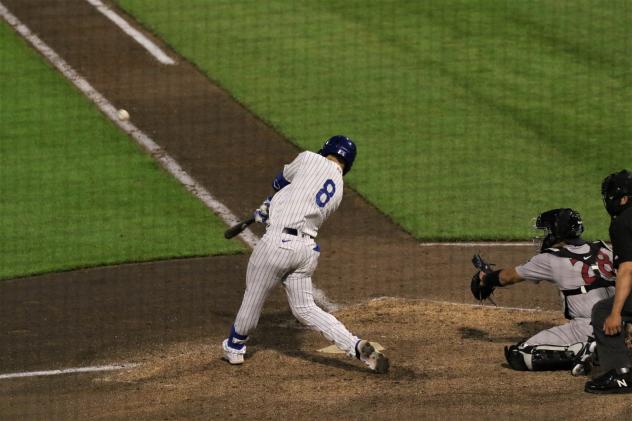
[
  {"left": 471, "top": 271, "right": 495, "bottom": 300},
  {"left": 470, "top": 254, "right": 496, "bottom": 301}
]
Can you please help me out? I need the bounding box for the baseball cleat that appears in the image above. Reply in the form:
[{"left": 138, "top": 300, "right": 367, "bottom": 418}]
[
  {"left": 222, "top": 339, "right": 245, "bottom": 365},
  {"left": 585, "top": 369, "right": 632, "bottom": 394},
  {"left": 356, "top": 340, "right": 389, "bottom": 374}
]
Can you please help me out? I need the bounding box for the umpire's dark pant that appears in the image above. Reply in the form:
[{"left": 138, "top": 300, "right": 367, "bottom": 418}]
[{"left": 592, "top": 296, "right": 632, "bottom": 370}]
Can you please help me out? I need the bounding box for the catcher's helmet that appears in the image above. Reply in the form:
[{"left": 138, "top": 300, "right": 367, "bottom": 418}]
[
  {"left": 318, "top": 135, "right": 357, "bottom": 175},
  {"left": 601, "top": 169, "right": 632, "bottom": 216},
  {"left": 534, "top": 208, "right": 584, "bottom": 252}
]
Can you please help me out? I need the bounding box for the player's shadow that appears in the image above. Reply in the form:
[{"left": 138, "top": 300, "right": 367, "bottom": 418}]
[
  {"left": 250, "top": 311, "right": 424, "bottom": 379},
  {"left": 251, "top": 311, "right": 368, "bottom": 373},
  {"left": 459, "top": 320, "right": 558, "bottom": 343},
  {"left": 515, "top": 320, "right": 558, "bottom": 337},
  {"left": 459, "top": 327, "right": 520, "bottom": 343}
]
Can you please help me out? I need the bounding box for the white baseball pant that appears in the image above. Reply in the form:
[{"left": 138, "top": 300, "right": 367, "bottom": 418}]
[{"left": 233, "top": 231, "right": 359, "bottom": 356}]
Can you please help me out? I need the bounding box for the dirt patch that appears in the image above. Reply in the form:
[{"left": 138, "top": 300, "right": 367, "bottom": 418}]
[{"left": 3, "top": 299, "right": 630, "bottom": 420}]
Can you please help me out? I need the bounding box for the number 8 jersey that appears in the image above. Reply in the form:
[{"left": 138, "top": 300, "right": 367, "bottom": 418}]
[{"left": 268, "top": 151, "right": 344, "bottom": 238}]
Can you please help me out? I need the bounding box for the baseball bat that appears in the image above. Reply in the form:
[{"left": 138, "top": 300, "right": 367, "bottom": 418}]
[{"left": 224, "top": 215, "right": 256, "bottom": 239}]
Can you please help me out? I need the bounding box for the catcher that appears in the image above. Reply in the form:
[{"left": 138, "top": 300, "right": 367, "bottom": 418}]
[{"left": 471, "top": 208, "right": 615, "bottom": 374}]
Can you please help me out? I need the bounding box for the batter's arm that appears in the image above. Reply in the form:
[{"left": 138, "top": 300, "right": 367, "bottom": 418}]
[
  {"left": 224, "top": 190, "right": 276, "bottom": 239},
  {"left": 272, "top": 172, "right": 290, "bottom": 191}
]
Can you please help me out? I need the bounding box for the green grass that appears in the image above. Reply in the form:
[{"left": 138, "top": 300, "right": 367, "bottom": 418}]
[
  {"left": 0, "top": 22, "right": 244, "bottom": 280},
  {"left": 116, "top": 0, "right": 632, "bottom": 240}
]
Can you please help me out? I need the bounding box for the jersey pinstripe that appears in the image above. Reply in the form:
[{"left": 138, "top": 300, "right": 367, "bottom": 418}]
[
  {"left": 228, "top": 151, "right": 359, "bottom": 357},
  {"left": 268, "top": 151, "right": 343, "bottom": 237}
]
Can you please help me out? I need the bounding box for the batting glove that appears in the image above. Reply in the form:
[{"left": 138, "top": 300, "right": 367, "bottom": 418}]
[{"left": 254, "top": 197, "right": 271, "bottom": 224}]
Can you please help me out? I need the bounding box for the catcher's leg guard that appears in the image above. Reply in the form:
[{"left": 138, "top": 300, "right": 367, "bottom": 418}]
[
  {"left": 505, "top": 342, "right": 585, "bottom": 371},
  {"left": 505, "top": 345, "right": 529, "bottom": 371}
]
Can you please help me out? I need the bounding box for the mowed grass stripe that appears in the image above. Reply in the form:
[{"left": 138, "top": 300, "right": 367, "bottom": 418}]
[
  {"left": 117, "top": 0, "right": 631, "bottom": 240},
  {"left": 0, "top": 21, "right": 244, "bottom": 280}
]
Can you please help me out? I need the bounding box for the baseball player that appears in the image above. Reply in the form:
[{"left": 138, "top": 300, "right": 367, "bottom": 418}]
[
  {"left": 471, "top": 208, "right": 615, "bottom": 374},
  {"left": 585, "top": 170, "right": 632, "bottom": 394},
  {"left": 222, "top": 136, "right": 389, "bottom": 373}
]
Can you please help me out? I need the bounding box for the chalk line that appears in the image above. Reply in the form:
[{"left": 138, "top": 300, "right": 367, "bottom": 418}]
[
  {"left": 0, "top": 363, "right": 139, "bottom": 380},
  {"left": 0, "top": 3, "right": 346, "bottom": 312},
  {"left": 0, "top": 1, "right": 257, "bottom": 249},
  {"left": 85, "top": 0, "right": 175, "bottom": 65}
]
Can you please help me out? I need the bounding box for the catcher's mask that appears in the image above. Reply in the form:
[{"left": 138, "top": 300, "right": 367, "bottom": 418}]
[
  {"left": 601, "top": 169, "right": 632, "bottom": 217},
  {"left": 533, "top": 208, "right": 584, "bottom": 252},
  {"left": 318, "top": 135, "right": 357, "bottom": 175}
]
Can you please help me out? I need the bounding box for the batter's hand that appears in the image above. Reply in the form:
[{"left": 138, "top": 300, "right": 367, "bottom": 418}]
[
  {"left": 604, "top": 312, "right": 623, "bottom": 336},
  {"left": 254, "top": 197, "right": 271, "bottom": 224}
]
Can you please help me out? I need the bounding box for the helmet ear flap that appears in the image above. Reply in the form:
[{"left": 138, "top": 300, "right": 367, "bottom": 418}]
[{"left": 540, "top": 233, "right": 557, "bottom": 252}]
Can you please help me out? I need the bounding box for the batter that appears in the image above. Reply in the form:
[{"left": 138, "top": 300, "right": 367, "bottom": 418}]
[{"left": 222, "top": 136, "right": 389, "bottom": 373}]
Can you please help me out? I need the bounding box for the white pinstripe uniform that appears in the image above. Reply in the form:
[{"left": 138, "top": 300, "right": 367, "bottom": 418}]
[{"left": 226, "top": 151, "right": 360, "bottom": 358}]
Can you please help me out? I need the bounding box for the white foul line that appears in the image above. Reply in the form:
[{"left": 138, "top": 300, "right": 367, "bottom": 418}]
[
  {"left": 0, "top": 2, "right": 257, "bottom": 248},
  {"left": 84, "top": 0, "right": 175, "bottom": 65},
  {"left": 420, "top": 298, "right": 544, "bottom": 312},
  {"left": 0, "top": 1, "right": 532, "bottom": 319},
  {"left": 0, "top": 3, "right": 343, "bottom": 312},
  {"left": 370, "top": 297, "right": 545, "bottom": 313},
  {"left": 0, "top": 363, "right": 139, "bottom": 380}
]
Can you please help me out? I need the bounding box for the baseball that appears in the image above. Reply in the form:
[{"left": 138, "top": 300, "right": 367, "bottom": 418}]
[{"left": 117, "top": 109, "right": 130, "bottom": 121}]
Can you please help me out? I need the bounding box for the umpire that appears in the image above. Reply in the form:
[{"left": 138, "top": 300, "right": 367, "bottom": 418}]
[{"left": 585, "top": 170, "right": 632, "bottom": 394}]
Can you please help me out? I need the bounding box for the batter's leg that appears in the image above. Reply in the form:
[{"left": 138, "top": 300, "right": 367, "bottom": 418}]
[
  {"left": 224, "top": 238, "right": 296, "bottom": 361},
  {"left": 284, "top": 274, "right": 359, "bottom": 357}
]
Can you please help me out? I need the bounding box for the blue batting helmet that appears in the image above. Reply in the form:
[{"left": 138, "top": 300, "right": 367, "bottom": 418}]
[{"left": 318, "top": 135, "right": 357, "bottom": 175}]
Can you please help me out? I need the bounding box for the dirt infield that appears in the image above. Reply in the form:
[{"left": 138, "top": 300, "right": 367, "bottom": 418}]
[
  {"left": 3, "top": 299, "right": 631, "bottom": 420},
  {"left": 0, "top": 1, "right": 621, "bottom": 419}
]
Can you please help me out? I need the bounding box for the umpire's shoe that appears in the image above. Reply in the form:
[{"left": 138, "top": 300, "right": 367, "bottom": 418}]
[
  {"left": 356, "top": 340, "right": 389, "bottom": 374},
  {"left": 585, "top": 369, "right": 632, "bottom": 394}
]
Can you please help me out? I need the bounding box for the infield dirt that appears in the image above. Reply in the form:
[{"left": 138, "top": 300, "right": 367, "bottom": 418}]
[{"left": 1, "top": 1, "right": 629, "bottom": 419}]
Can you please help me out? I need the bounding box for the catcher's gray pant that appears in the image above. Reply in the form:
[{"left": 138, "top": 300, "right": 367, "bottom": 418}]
[
  {"left": 525, "top": 318, "right": 593, "bottom": 347},
  {"left": 233, "top": 231, "right": 359, "bottom": 356},
  {"left": 511, "top": 318, "right": 594, "bottom": 371},
  {"left": 591, "top": 296, "right": 632, "bottom": 371}
]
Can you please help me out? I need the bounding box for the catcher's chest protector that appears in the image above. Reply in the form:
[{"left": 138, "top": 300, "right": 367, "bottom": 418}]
[{"left": 543, "top": 241, "right": 615, "bottom": 319}]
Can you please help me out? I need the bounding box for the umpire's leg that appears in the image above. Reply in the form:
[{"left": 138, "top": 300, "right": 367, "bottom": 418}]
[{"left": 591, "top": 297, "right": 632, "bottom": 371}]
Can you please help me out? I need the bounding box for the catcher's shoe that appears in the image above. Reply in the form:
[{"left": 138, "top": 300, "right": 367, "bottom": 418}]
[
  {"left": 356, "top": 340, "right": 389, "bottom": 374},
  {"left": 571, "top": 340, "right": 597, "bottom": 377},
  {"left": 222, "top": 339, "right": 246, "bottom": 365},
  {"left": 585, "top": 369, "right": 632, "bottom": 394}
]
